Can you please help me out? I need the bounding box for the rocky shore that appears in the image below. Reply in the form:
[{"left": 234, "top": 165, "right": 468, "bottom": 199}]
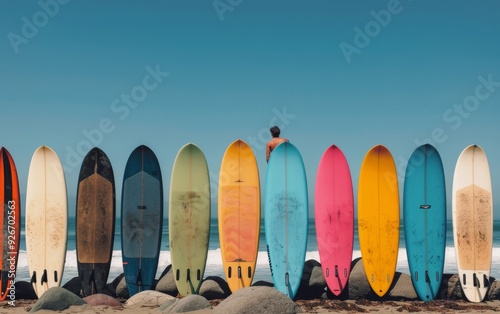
[{"left": 3, "top": 258, "right": 500, "bottom": 313}]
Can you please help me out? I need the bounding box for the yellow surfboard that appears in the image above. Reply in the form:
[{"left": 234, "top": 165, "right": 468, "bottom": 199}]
[
  {"left": 218, "top": 139, "right": 260, "bottom": 292},
  {"left": 358, "top": 145, "right": 400, "bottom": 297}
]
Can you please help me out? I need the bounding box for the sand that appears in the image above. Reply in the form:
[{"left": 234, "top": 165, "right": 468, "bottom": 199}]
[{"left": 3, "top": 298, "right": 500, "bottom": 313}]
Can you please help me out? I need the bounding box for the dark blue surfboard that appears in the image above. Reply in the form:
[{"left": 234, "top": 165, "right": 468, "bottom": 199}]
[{"left": 121, "top": 145, "right": 163, "bottom": 296}]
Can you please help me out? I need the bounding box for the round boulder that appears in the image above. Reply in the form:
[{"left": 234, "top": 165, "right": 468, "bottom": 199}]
[
  {"left": 29, "top": 287, "right": 86, "bottom": 312},
  {"left": 125, "top": 290, "right": 175, "bottom": 307},
  {"left": 83, "top": 293, "right": 122, "bottom": 307},
  {"left": 214, "top": 286, "right": 300, "bottom": 314},
  {"left": 161, "top": 294, "right": 211, "bottom": 313}
]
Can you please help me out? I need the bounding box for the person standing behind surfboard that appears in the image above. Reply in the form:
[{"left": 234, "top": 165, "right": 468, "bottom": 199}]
[{"left": 266, "top": 126, "right": 289, "bottom": 162}]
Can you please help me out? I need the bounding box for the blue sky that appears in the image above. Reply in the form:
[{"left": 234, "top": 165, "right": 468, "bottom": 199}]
[{"left": 1, "top": 0, "right": 499, "bottom": 218}]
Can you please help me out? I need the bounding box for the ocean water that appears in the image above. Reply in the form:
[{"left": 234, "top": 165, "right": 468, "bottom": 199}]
[{"left": 14, "top": 218, "right": 500, "bottom": 285}]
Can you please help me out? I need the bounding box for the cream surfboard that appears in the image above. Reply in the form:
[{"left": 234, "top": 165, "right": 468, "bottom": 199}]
[
  {"left": 26, "top": 146, "right": 68, "bottom": 298},
  {"left": 452, "top": 145, "right": 493, "bottom": 303},
  {"left": 169, "top": 143, "right": 211, "bottom": 296}
]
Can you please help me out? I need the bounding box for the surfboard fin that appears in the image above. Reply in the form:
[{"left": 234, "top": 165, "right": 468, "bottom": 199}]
[
  {"left": 187, "top": 269, "right": 191, "bottom": 281},
  {"left": 197, "top": 269, "right": 201, "bottom": 281},
  {"left": 238, "top": 266, "right": 242, "bottom": 278},
  {"left": 89, "top": 269, "right": 97, "bottom": 293},
  {"left": 285, "top": 272, "right": 289, "bottom": 287},
  {"left": 425, "top": 271, "right": 430, "bottom": 283},
  {"left": 31, "top": 271, "right": 37, "bottom": 284},
  {"left": 228, "top": 267, "right": 232, "bottom": 278},
  {"left": 419, "top": 205, "right": 431, "bottom": 209},
  {"left": 248, "top": 267, "right": 252, "bottom": 278},
  {"left": 176, "top": 269, "right": 180, "bottom": 281},
  {"left": 136, "top": 269, "right": 143, "bottom": 286},
  {"left": 484, "top": 275, "right": 489, "bottom": 288},
  {"left": 41, "top": 270, "right": 48, "bottom": 284},
  {"left": 54, "top": 270, "right": 58, "bottom": 283},
  {"left": 335, "top": 266, "right": 339, "bottom": 278},
  {"left": 473, "top": 273, "right": 479, "bottom": 287}
]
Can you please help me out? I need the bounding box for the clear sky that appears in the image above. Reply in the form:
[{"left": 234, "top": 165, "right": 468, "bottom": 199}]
[{"left": 1, "top": 0, "right": 499, "bottom": 219}]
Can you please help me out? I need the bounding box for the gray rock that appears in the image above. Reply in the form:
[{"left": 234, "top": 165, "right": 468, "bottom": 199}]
[
  {"left": 125, "top": 290, "right": 175, "bottom": 307},
  {"left": 443, "top": 274, "right": 463, "bottom": 300},
  {"left": 159, "top": 299, "right": 177, "bottom": 311},
  {"left": 347, "top": 258, "right": 418, "bottom": 300},
  {"left": 30, "top": 287, "right": 86, "bottom": 312},
  {"left": 199, "top": 276, "right": 231, "bottom": 300},
  {"left": 296, "top": 259, "right": 326, "bottom": 299},
  {"left": 14, "top": 281, "right": 37, "bottom": 300},
  {"left": 83, "top": 293, "right": 122, "bottom": 307},
  {"left": 487, "top": 277, "right": 499, "bottom": 300},
  {"left": 347, "top": 258, "right": 377, "bottom": 300},
  {"left": 162, "top": 294, "right": 211, "bottom": 313},
  {"left": 62, "top": 276, "right": 83, "bottom": 297},
  {"left": 108, "top": 273, "right": 125, "bottom": 294},
  {"left": 251, "top": 280, "right": 274, "bottom": 287},
  {"left": 387, "top": 272, "right": 418, "bottom": 300},
  {"left": 115, "top": 276, "right": 129, "bottom": 299},
  {"left": 156, "top": 265, "right": 179, "bottom": 297},
  {"left": 214, "top": 286, "right": 300, "bottom": 314}
]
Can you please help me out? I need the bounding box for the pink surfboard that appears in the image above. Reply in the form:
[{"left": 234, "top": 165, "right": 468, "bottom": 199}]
[{"left": 314, "top": 145, "right": 354, "bottom": 296}]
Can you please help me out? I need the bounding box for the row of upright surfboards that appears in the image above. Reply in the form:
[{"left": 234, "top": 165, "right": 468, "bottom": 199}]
[
  {"left": 317, "top": 143, "right": 492, "bottom": 303},
  {"left": 0, "top": 141, "right": 493, "bottom": 303}
]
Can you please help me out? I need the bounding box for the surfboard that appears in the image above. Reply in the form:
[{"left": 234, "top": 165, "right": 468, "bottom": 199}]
[
  {"left": 452, "top": 144, "right": 492, "bottom": 303},
  {"left": 26, "top": 146, "right": 68, "bottom": 298},
  {"left": 358, "top": 144, "right": 399, "bottom": 297},
  {"left": 169, "top": 143, "right": 210, "bottom": 296},
  {"left": 264, "top": 142, "right": 308, "bottom": 299},
  {"left": 403, "top": 144, "right": 446, "bottom": 301},
  {"left": 218, "top": 139, "right": 260, "bottom": 293},
  {"left": 0, "top": 147, "right": 21, "bottom": 302},
  {"left": 314, "top": 145, "right": 354, "bottom": 296},
  {"left": 76, "top": 147, "right": 115, "bottom": 296},
  {"left": 121, "top": 145, "right": 163, "bottom": 296}
]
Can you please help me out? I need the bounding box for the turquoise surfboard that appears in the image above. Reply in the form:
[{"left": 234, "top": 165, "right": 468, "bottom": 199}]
[
  {"left": 121, "top": 145, "right": 163, "bottom": 296},
  {"left": 403, "top": 144, "right": 446, "bottom": 301},
  {"left": 264, "top": 142, "right": 308, "bottom": 299}
]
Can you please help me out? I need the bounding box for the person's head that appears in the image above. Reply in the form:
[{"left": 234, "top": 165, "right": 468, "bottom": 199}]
[{"left": 270, "top": 126, "right": 281, "bottom": 138}]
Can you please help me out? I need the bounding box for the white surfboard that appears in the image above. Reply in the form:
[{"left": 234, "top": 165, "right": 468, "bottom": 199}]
[
  {"left": 26, "top": 146, "right": 68, "bottom": 298},
  {"left": 452, "top": 144, "right": 493, "bottom": 302}
]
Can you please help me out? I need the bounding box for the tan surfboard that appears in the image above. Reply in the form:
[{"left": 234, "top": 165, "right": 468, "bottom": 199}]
[{"left": 452, "top": 144, "right": 493, "bottom": 303}]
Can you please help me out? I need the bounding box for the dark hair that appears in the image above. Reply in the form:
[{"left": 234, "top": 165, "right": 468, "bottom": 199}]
[{"left": 270, "top": 126, "right": 280, "bottom": 137}]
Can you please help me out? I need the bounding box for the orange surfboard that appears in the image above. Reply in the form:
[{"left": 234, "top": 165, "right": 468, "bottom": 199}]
[
  {"left": 218, "top": 140, "right": 260, "bottom": 292},
  {"left": 0, "top": 148, "right": 21, "bottom": 302},
  {"left": 358, "top": 145, "right": 400, "bottom": 297}
]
